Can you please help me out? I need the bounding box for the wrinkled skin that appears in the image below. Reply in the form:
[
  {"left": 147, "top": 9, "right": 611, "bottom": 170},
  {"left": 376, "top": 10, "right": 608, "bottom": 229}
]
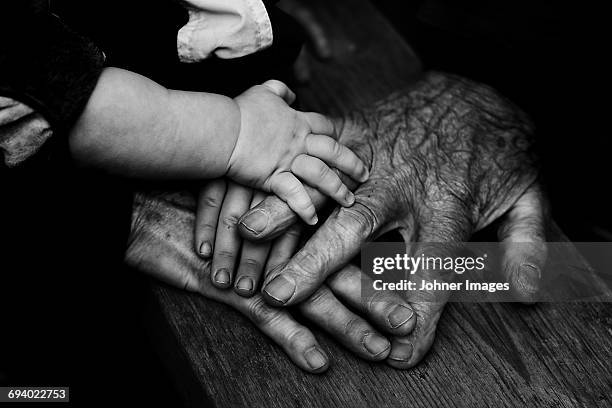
[
  {"left": 126, "top": 71, "right": 548, "bottom": 371},
  {"left": 240, "top": 71, "right": 549, "bottom": 368}
]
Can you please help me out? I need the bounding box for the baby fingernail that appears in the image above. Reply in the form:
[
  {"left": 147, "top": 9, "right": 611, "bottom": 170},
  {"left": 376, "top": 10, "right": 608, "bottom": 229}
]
[
  {"left": 263, "top": 275, "right": 296, "bottom": 305},
  {"left": 309, "top": 215, "right": 319, "bottom": 226},
  {"left": 304, "top": 346, "right": 328, "bottom": 371},
  {"left": 388, "top": 342, "right": 413, "bottom": 362},
  {"left": 363, "top": 333, "right": 390, "bottom": 356},
  {"left": 213, "top": 268, "right": 231, "bottom": 287},
  {"left": 199, "top": 242, "right": 212, "bottom": 257},
  {"left": 388, "top": 304, "right": 414, "bottom": 329}
]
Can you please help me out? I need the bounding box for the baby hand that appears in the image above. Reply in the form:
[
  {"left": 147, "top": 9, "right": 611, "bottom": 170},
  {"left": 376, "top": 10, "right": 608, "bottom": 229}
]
[{"left": 227, "top": 80, "right": 368, "bottom": 225}]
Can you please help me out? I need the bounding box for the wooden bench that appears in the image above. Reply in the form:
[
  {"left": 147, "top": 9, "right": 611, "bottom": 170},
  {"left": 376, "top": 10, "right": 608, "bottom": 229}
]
[{"left": 145, "top": 1, "right": 612, "bottom": 406}]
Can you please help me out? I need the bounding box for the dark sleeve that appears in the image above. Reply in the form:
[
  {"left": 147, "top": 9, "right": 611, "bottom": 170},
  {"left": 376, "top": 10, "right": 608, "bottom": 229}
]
[{"left": 0, "top": 0, "right": 105, "bottom": 134}]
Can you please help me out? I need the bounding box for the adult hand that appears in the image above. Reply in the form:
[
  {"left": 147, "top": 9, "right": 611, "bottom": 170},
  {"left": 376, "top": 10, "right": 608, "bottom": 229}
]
[
  {"left": 239, "top": 71, "right": 550, "bottom": 367},
  {"left": 126, "top": 191, "right": 417, "bottom": 373}
]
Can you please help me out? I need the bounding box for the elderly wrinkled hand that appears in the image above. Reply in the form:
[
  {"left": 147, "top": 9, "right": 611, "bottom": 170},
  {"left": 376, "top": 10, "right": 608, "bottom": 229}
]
[{"left": 238, "top": 71, "right": 549, "bottom": 368}]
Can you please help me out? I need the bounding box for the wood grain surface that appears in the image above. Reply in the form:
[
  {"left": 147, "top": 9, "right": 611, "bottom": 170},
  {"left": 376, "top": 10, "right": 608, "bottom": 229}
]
[{"left": 146, "top": 1, "right": 612, "bottom": 407}]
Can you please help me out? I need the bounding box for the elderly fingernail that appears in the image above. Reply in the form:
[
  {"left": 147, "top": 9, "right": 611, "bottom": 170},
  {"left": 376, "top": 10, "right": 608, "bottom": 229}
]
[
  {"left": 363, "top": 333, "right": 390, "bottom": 356},
  {"left": 213, "top": 268, "right": 231, "bottom": 287},
  {"left": 516, "top": 263, "right": 540, "bottom": 293},
  {"left": 388, "top": 342, "right": 413, "bottom": 362},
  {"left": 345, "top": 191, "right": 355, "bottom": 206},
  {"left": 388, "top": 304, "right": 414, "bottom": 329},
  {"left": 263, "top": 275, "right": 296, "bottom": 305},
  {"left": 239, "top": 209, "right": 269, "bottom": 235},
  {"left": 304, "top": 346, "right": 328, "bottom": 371},
  {"left": 199, "top": 242, "right": 212, "bottom": 257},
  {"left": 235, "top": 276, "right": 254, "bottom": 293}
]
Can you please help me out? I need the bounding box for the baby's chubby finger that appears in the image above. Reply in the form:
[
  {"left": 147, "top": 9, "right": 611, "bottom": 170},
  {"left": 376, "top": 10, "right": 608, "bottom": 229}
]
[
  {"left": 291, "top": 154, "right": 355, "bottom": 207},
  {"left": 305, "top": 134, "right": 369, "bottom": 183},
  {"left": 261, "top": 80, "right": 296, "bottom": 105},
  {"left": 269, "top": 172, "right": 318, "bottom": 226}
]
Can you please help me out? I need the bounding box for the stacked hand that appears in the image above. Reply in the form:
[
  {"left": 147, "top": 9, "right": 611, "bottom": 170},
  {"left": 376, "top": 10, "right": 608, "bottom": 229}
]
[{"left": 127, "top": 72, "right": 550, "bottom": 371}]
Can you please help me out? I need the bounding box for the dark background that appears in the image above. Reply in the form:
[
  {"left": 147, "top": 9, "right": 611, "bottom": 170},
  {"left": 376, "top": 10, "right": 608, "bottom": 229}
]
[{"left": 0, "top": 1, "right": 607, "bottom": 406}]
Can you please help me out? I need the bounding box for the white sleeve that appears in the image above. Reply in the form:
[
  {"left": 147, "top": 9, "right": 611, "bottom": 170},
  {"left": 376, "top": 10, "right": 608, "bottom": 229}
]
[{"left": 177, "top": 0, "right": 273, "bottom": 62}]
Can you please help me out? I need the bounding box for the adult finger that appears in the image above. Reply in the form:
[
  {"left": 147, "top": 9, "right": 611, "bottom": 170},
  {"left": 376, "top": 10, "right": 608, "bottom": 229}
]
[
  {"left": 261, "top": 80, "right": 296, "bottom": 104},
  {"left": 265, "top": 224, "right": 303, "bottom": 276},
  {"left": 194, "top": 179, "right": 227, "bottom": 257},
  {"left": 298, "top": 285, "right": 391, "bottom": 361},
  {"left": 234, "top": 192, "right": 271, "bottom": 297},
  {"left": 326, "top": 265, "right": 416, "bottom": 336},
  {"left": 261, "top": 187, "right": 391, "bottom": 306},
  {"left": 386, "top": 214, "right": 472, "bottom": 369},
  {"left": 269, "top": 172, "right": 318, "bottom": 225},
  {"left": 211, "top": 182, "right": 253, "bottom": 288},
  {"left": 306, "top": 134, "right": 369, "bottom": 182},
  {"left": 497, "top": 184, "right": 548, "bottom": 304},
  {"left": 291, "top": 154, "right": 354, "bottom": 207}
]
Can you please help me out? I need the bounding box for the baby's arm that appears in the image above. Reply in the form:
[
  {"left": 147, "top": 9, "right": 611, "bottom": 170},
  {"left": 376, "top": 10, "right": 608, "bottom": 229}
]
[{"left": 69, "top": 67, "right": 241, "bottom": 179}]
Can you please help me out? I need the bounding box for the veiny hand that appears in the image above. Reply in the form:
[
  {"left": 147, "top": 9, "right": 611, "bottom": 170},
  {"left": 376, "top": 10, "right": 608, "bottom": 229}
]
[
  {"left": 126, "top": 192, "right": 417, "bottom": 372},
  {"left": 239, "top": 71, "right": 550, "bottom": 368},
  {"left": 228, "top": 80, "right": 369, "bottom": 225}
]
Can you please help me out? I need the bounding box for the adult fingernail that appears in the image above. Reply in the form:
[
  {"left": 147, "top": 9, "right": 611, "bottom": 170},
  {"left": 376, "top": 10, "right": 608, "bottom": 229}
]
[
  {"left": 199, "top": 242, "right": 212, "bottom": 257},
  {"left": 388, "top": 342, "right": 413, "bottom": 362},
  {"left": 213, "top": 268, "right": 231, "bottom": 287},
  {"left": 239, "top": 209, "right": 269, "bottom": 235},
  {"left": 304, "top": 346, "right": 328, "bottom": 371},
  {"left": 235, "top": 276, "right": 254, "bottom": 293},
  {"left": 388, "top": 304, "right": 414, "bottom": 329},
  {"left": 517, "top": 263, "right": 540, "bottom": 293},
  {"left": 345, "top": 191, "right": 355, "bottom": 206},
  {"left": 263, "top": 275, "right": 296, "bottom": 305},
  {"left": 363, "top": 333, "right": 390, "bottom": 356}
]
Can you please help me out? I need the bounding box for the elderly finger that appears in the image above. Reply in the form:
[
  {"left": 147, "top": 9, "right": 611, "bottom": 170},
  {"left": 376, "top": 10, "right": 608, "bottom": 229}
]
[
  {"left": 211, "top": 182, "right": 253, "bottom": 288},
  {"left": 291, "top": 154, "right": 354, "bottom": 207},
  {"left": 265, "top": 224, "right": 303, "bottom": 276},
  {"left": 194, "top": 179, "right": 227, "bottom": 257},
  {"left": 261, "top": 191, "right": 389, "bottom": 307},
  {"left": 497, "top": 184, "right": 548, "bottom": 304},
  {"left": 306, "top": 134, "right": 369, "bottom": 183},
  {"left": 326, "top": 265, "right": 416, "bottom": 336},
  {"left": 386, "top": 214, "right": 471, "bottom": 369},
  {"left": 234, "top": 192, "right": 271, "bottom": 297},
  {"left": 299, "top": 285, "right": 391, "bottom": 360}
]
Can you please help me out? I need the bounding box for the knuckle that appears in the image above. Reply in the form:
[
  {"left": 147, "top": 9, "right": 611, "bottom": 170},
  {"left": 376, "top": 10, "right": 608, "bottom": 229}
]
[
  {"left": 215, "top": 249, "right": 237, "bottom": 260},
  {"left": 200, "top": 196, "right": 222, "bottom": 208},
  {"left": 339, "top": 201, "right": 380, "bottom": 237},
  {"left": 221, "top": 215, "right": 241, "bottom": 229},
  {"left": 285, "top": 327, "right": 312, "bottom": 346},
  {"left": 317, "top": 163, "right": 331, "bottom": 180},
  {"left": 342, "top": 316, "right": 364, "bottom": 338},
  {"left": 240, "top": 258, "right": 262, "bottom": 272},
  {"left": 366, "top": 290, "right": 389, "bottom": 314},
  {"left": 247, "top": 296, "right": 281, "bottom": 326}
]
